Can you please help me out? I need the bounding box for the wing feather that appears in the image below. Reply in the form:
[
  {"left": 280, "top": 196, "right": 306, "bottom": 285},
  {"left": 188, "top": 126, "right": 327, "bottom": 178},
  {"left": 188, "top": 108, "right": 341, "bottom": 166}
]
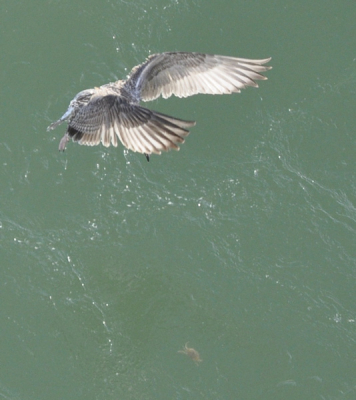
[
  {"left": 66, "top": 94, "right": 192, "bottom": 155},
  {"left": 125, "top": 52, "right": 271, "bottom": 101}
]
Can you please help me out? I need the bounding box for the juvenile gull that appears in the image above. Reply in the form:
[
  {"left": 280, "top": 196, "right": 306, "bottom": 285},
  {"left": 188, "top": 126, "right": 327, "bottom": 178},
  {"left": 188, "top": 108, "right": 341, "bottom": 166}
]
[{"left": 47, "top": 52, "right": 272, "bottom": 160}]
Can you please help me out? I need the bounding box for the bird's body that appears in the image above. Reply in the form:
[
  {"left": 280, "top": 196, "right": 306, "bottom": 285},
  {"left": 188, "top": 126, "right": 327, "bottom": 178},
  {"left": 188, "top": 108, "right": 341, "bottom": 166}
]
[{"left": 48, "top": 52, "right": 271, "bottom": 160}]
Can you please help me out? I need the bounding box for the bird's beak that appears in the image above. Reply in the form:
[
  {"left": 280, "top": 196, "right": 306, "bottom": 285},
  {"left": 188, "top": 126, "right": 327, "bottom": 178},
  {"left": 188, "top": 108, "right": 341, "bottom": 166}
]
[{"left": 47, "top": 106, "right": 74, "bottom": 131}]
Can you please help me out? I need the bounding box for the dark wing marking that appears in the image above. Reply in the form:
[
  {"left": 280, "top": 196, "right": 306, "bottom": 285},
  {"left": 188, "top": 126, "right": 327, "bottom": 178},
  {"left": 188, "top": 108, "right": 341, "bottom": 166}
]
[
  {"left": 67, "top": 94, "right": 195, "bottom": 154},
  {"left": 125, "top": 52, "right": 272, "bottom": 101}
]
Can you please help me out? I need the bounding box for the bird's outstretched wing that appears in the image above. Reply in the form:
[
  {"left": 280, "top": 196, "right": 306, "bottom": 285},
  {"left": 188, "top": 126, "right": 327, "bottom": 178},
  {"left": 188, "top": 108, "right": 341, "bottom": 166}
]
[
  {"left": 125, "top": 52, "right": 272, "bottom": 102},
  {"left": 65, "top": 94, "right": 195, "bottom": 154}
]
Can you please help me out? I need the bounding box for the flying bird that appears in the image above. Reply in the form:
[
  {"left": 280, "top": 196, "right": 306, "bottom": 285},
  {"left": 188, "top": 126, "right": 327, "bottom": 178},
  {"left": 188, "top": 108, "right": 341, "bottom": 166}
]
[{"left": 47, "top": 52, "right": 271, "bottom": 161}]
